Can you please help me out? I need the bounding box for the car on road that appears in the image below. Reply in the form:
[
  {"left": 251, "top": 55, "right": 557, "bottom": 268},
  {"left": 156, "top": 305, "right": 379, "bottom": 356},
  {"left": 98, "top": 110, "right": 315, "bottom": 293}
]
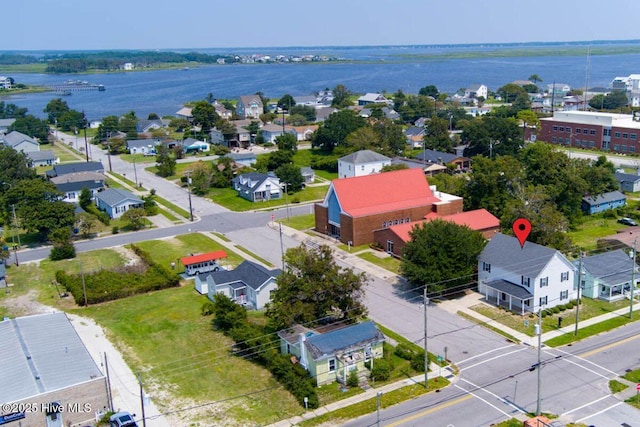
[
  {"left": 109, "top": 411, "right": 138, "bottom": 427},
  {"left": 618, "top": 217, "right": 638, "bottom": 226}
]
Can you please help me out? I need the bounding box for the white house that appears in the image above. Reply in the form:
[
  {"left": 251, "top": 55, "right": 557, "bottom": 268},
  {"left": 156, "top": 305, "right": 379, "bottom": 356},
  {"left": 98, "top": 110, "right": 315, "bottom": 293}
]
[
  {"left": 1, "top": 131, "right": 39, "bottom": 153},
  {"left": 260, "top": 124, "right": 297, "bottom": 143},
  {"left": 232, "top": 173, "right": 282, "bottom": 202},
  {"left": 0, "top": 76, "right": 12, "bottom": 89},
  {"left": 204, "top": 260, "right": 282, "bottom": 310},
  {"left": 126, "top": 139, "right": 162, "bottom": 155},
  {"left": 357, "top": 93, "right": 391, "bottom": 106},
  {"left": 337, "top": 149, "right": 391, "bottom": 179},
  {"left": 464, "top": 84, "right": 488, "bottom": 100},
  {"left": 478, "top": 233, "right": 578, "bottom": 314}
]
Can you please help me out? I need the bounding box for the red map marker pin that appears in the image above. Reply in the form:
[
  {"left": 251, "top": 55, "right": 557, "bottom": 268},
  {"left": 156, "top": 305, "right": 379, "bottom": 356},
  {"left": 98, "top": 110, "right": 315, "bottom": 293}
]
[{"left": 513, "top": 218, "right": 532, "bottom": 248}]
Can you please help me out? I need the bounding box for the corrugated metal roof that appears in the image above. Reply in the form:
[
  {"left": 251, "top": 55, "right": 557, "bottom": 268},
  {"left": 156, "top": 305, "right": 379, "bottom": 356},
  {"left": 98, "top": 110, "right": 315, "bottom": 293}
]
[
  {"left": 181, "top": 250, "right": 228, "bottom": 266},
  {"left": 0, "top": 313, "right": 103, "bottom": 403},
  {"left": 304, "top": 321, "right": 384, "bottom": 361}
]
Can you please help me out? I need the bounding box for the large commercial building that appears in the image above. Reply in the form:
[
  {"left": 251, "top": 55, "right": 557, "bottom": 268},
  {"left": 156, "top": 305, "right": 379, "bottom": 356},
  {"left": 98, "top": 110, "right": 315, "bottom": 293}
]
[{"left": 539, "top": 111, "right": 640, "bottom": 154}]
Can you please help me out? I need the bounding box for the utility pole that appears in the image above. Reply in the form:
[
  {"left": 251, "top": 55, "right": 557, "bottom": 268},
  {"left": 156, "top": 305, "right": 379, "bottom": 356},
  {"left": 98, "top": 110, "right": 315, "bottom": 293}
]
[
  {"left": 575, "top": 250, "right": 583, "bottom": 336},
  {"left": 631, "top": 239, "right": 637, "bottom": 319},
  {"left": 133, "top": 158, "right": 139, "bottom": 188},
  {"left": 137, "top": 372, "right": 147, "bottom": 427},
  {"left": 82, "top": 111, "right": 89, "bottom": 162},
  {"left": 186, "top": 172, "right": 194, "bottom": 222},
  {"left": 104, "top": 352, "right": 114, "bottom": 412},
  {"left": 279, "top": 222, "right": 285, "bottom": 270},
  {"left": 106, "top": 132, "right": 113, "bottom": 172},
  {"left": 535, "top": 307, "right": 542, "bottom": 416},
  {"left": 376, "top": 391, "right": 383, "bottom": 427},
  {"left": 423, "top": 286, "right": 429, "bottom": 388},
  {"left": 80, "top": 259, "right": 87, "bottom": 307},
  {"left": 10, "top": 204, "right": 19, "bottom": 266}
]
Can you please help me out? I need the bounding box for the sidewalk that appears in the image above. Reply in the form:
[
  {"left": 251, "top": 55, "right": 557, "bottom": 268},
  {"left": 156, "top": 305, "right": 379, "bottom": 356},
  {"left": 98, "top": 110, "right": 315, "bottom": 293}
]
[{"left": 266, "top": 363, "right": 455, "bottom": 427}]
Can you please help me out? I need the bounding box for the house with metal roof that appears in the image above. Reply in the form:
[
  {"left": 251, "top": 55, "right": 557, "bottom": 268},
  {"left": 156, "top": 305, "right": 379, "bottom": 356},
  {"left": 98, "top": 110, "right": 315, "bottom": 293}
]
[
  {"left": 94, "top": 188, "right": 143, "bottom": 219},
  {"left": 576, "top": 249, "right": 639, "bottom": 302},
  {"left": 46, "top": 161, "right": 104, "bottom": 178},
  {"left": 413, "top": 149, "right": 471, "bottom": 172},
  {"left": 277, "top": 321, "right": 385, "bottom": 385},
  {"left": 337, "top": 149, "right": 391, "bottom": 179},
  {"left": 315, "top": 168, "right": 463, "bottom": 246},
  {"left": 581, "top": 190, "right": 626, "bottom": 215},
  {"left": 357, "top": 93, "right": 391, "bottom": 106},
  {"left": 373, "top": 208, "right": 499, "bottom": 256},
  {"left": 0, "top": 313, "right": 108, "bottom": 427},
  {"left": 478, "top": 233, "right": 577, "bottom": 314},
  {"left": 203, "top": 260, "right": 281, "bottom": 309},
  {"left": 232, "top": 172, "right": 282, "bottom": 202}
]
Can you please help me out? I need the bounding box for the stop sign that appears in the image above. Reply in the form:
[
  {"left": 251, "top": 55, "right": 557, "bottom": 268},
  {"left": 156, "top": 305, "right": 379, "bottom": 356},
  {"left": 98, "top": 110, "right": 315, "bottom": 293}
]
[{"left": 637, "top": 383, "right": 640, "bottom": 391}]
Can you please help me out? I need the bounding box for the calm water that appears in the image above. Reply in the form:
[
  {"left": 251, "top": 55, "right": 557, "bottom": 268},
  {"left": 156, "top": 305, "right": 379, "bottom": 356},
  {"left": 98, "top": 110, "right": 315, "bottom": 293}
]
[{"left": 3, "top": 44, "right": 640, "bottom": 120}]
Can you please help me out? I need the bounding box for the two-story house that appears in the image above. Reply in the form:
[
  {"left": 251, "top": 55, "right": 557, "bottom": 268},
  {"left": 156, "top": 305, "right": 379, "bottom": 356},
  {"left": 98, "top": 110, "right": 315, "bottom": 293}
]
[
  {"left": 236, "top": 95, "right": 263, "bottom": 119},
  {"left": 478, "top": 233, "right": 577, "bottom": 313},
  {"left": 337, "top": 150, "right": 391, "bottom": 179}
]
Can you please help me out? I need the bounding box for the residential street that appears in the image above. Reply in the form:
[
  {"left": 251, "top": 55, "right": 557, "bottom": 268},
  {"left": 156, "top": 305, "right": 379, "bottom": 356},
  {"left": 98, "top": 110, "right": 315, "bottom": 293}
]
[{"left": 11, "top": 136, "right": 640, "bottom": 426}]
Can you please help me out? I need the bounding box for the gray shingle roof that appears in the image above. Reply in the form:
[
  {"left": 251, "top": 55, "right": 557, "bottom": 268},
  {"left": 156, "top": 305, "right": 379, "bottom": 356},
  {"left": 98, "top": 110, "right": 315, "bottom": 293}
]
[
  {"left": 582, "top": 191, "right": 626, "bottom": 206},
  {"left": 484, "top": 279, "right": 533, "bottom": 299},
  {"left": 46, "top": 161, "right": 104, "bottom": 177},
  {"left": 414, "top": 149, "right": 463, "bottom": 164},
  {"left": 304, "top": 321, "right": 384, "bottom": 361},
  {"left": 126, "top": 139, "right": 162, "bottom": 149},
  {"left": 339, "top": 149, "right": 390, "bottom": 164},
  {"left": 95, "top": 188, "right": 142, "bottom": 207},
  {"left": 615, "top": 172, "right": 640, "bottom": 183},
  {"left": 580, "top": 249, "right": 637, "bottom": 286},
  {"left": 0, "top": 313, "right": 103, "bottom": 403},
  {"left": 26, "top": 150, "right": 55, "bottom": 162},
  {"left": 55, "top": 180, "right": 104, "bottom": 193},
  {"left": 480, "top": 233, "right": 562, "bottom": 278},
  {"left": 205, "top": 260, "right": 281, "bottom": 291},
  {"left": 1, "top": 130, "right": 38, "bottom": 147}
]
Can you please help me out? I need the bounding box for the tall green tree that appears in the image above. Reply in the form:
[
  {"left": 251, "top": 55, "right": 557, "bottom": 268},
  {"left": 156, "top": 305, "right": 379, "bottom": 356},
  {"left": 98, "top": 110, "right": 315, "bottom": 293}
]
[
  {"left": 275, "top": 163, "right": 304, "bottom": 192},
  {"left": 423, "top": 116, "right": 452, "bottom": 152},
  {"left": 0, "top": 101, "right": 27, "bottom": 119},
  {"left": 331, "top": 84, "right": 352, "bottom": 108},
  {"left": 418, "top": 85, "right": 439, "bottom": 98},
  {"left": 44, "top": 98, "right": 70, "bottom": 124},
  {"left": 277, "top": 94, "right": 296, "bottom": 111},
  {"left": 9, "top": 115, "right": 49, "bottom": 142},
  {"left": 275, "top": 133, "right": 298, "bottom": 151},
  {"left": 192, "top": 100, "right": 219, "bottom": 134},
  {"left": 155, "top": 145, "right": 176, "bottom": 177},
  {"left": 266, "top": 244, "right": 368, "bottom": 329},
  {"left": 401, "top": 220, "right": 486, "bottom": 292},
  {"left": 312, "top": 109, "right": 366, "bottom": 152},
  {"left": 497, "top": 83, "right": 527, "bottom": 103}
]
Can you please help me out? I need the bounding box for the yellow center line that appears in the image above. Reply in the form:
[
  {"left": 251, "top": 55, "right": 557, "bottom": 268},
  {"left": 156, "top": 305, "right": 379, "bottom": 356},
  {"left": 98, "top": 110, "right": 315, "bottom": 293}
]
[
  {"left": 578, "top": 334, "right": 640, "bottom": 358},
  {"left": 385, "top": 394, "right": 473, "bottom": 427}
]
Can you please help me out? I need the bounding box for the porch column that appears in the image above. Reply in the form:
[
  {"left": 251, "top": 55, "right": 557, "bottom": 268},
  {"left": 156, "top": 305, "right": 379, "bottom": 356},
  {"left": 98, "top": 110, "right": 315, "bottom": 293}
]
[{"left": 509, "top": 295, "right": 512, "bottom": 311}]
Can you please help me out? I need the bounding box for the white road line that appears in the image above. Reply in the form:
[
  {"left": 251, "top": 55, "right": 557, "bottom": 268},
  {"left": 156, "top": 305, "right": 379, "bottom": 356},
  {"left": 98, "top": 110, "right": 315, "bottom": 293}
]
[
  {"left": 457, "top": 344, "right": 517, "bottom": 365},
  {"left": 575, "top": 401, "right": 624, "bottom": 423},
  {"left": 454, "top": 384, "right": 512, "bottom": 418},
  {"left": 556, "top": 355, "right": 612, "bottom": 380},
  {"left": 550, "top": 347, "right": 618, "bottom": 376},
  {"left": 459, "top": 378, "right": 526, "bottom": 415},
  {"left": 561, "top": 394, "right": 612, "bottom": 416},
  {"left": 460, "top": 347, "right": 529, "bottom": 371}
]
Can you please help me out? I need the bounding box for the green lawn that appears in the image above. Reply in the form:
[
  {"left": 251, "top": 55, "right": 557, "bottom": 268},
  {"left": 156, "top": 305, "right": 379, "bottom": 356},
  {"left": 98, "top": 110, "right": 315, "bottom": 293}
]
[
  {"left": 545, "top": 310, "right": 640, "bottom": 347},
  {"left": 278, "top": 214, "right": 315, "bottom": 230},
  {"left": 623, "top": 368, "right": 640, "bottom": 383},
  {"left": 357, "top": 251, "right": 402, "bottom": 274},
  {"left": 567, "top": 215, "right": 634, "bottom": 250},
  {"left": 609, "top": 379, "right": 629, "bottom": 393},
  {"left": 207, "top": 186, "right": 326, "bottom": 212}
]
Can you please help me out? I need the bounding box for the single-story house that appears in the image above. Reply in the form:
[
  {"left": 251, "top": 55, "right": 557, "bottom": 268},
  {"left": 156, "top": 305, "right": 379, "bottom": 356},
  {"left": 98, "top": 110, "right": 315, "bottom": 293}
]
[
  {"left": 46, "top": 161, "right": 104, "bottom": 178},
  {"left": 414, "top": 149, "right": 472, "bottom": 172},
  {"left": 126, "top": 138, "right": 162, "bottom": 155},
  {"left": 228, "top": 152, "right": 257, "bottom": 167},
  {"left": 357, "top": 93, "right": 391, "bottom": 106},
  {"left": 260, "top": 124, "right": 297, "bottom": 144},
  {"left": 315, "top": 168, "right": 463, "bottom": 246},
  {"left": 51, "top": 172, "right": 106, "bottom": 203},
  {"left": 204, "top": 260, "right": 282, "bottom": 310},
  {"left": 213, "top": 101, "right": 232, "bottom": 119},
  {"left": 278, "top": 321, "right": 385, "bottom": 386},
  {"left": 615, "top": 172, "right": 640, "bottom": 193},
  {"left": 94, "top": 188, "right": 144, "bottom": 219},
  {"left": 26, "top": 150, "right": 57, "bottom": 167},
  {"left": 404, "top": 126, "right": 426, "bottom": 148},
  {"left": 373, "top": 208, "right": 500, "bottom": 256},
  {"left": 338, "top": 149, "right": 391, "bottom": 179},
  {"left": 301, "top": 167, "right": 315, "bottom": 184},
  {"left": 581, "top": 191, "right": 626, "bottom": 215},
  {"left": 576, "top": 249, "right": 639, "bottom": 302},
  {"left": 390, "top": 157, "right": 448, "bottom": 177},
  {"left": 0, "top": 118, "right": 15, "bottom": 134},
  {"left": 292, "top": 125, "right": 318, "bottom": 141},
  {"left": 135, "top": 119, "right": 164, "bottom": 133},
  {"left": 293, "top": 95, "right": 318, "bottom": 106},
  {"left": 176, "top": 106, "right": 193, "bottom": 120},
  {"left": 232, "top": 173, "right": 282, "bottom": 202},
  {"left": 169, "top": 137, "right": 210, "bottom": 153},
  {"left": 0, "top": 130, "right": 39, "bottom": 153},
  {"left": 478, "top": 233, "right": 577, "bottom": 314},
  {"left": 315, "top": 107, "right": 337, "bottom": 122}
]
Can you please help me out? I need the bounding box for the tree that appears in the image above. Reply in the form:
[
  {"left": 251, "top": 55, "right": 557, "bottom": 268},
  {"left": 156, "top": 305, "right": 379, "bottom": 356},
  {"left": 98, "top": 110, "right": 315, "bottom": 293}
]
[
  {"left": 9, "top": 115, "right": 49, "bottom": 142},
  {"left": 253, "top": 150, "right": 294, "bottom": 172},
  {"left": 185, "top": 162, "right": 215, "bottom": 195},
  {"left": 423, "top": 116, "right": 452, "bottom": 152},
  {"left": 56, "top": 110, "right": 86, "bottom": 133},
  {"left": 275, "top": 163, "right": 304, "bottom": 192},
  {"left": 122, "top": 208, "right": 146, "bottom": 230},
  {"left": 147, "top": 112, "right": 159, "bottom": 120},
  {"left": 155, "top": 144, "right": 176, "bottom": 177},
  {"left": 462, "top": 116, "right": 522, "bottom": 158},
  {"left": 528, "top": 74, "right": 542, "bottom": 84},
  {"left": 169, "top": 117, "right": 190, "bottom": 132},
  {"left": 191, "top": 100, "right": 219, "bottom": 134},
  {"left": 119, "top": 111, "right": 138, "bottom": 139},
  {"left": 510, "top": 92, "right": 532, "bottom": 113},
  {"left": 344, "top": 126, "right": 380, "bottom": 152},
  {"left": 589, "top": 90, "right": 628, "bottom": 110},
  {"left": 277, "top": 94, "right": 296, "bottom": 111},
  {"left": 0, "top": 101, "right": 27, "bottom": 119},
  {"left": 75, "top": 212, "right": 97, "bottom": 238},
  {"left": 289, "top": 105, "right": 316, "bottom": 123},
  {"left": 418, "top": 85, "right": 439, "bottom": 98},
  {"left": 312, "top": 109, "right": 366, "bottom": 152},
  {"left": 48, "top": 227, "right": 75, "bottom": 261},
  {"left": 96, "top": 115, "right": 120, "bottom": 143},
  {"left": 276, "top": 132, "right": 298, "bottom": 151},
  {"left": 372, "top": 119, "right": 406, "bottom": 156},
  {"left": 497, "top": 83, "right": 527, "bottom": 103},
  {"left": 266, "top": 244, "right": 368, "bottom": 329},
  {"left": 401, "top": 220, "right": 486, "bottom": 292},
  {"left": 331, "top": 84, "right": 352, "bottom": 108},
  {"left": 78, "top": 187, "right": 93, "bottom": 210},
  {"left": 44, "top": 98, "right": 70, "bottom": 124},
  {"left": 0, "top": 146, "right": 36, "bottom": 189}
]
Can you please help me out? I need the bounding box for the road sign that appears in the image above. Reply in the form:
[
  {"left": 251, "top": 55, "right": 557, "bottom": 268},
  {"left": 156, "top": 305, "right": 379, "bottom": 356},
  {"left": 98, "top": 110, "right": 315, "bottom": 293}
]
[
  {"left": 271, "top": 214, "right": 275, "bottom": 221},
  {"left": 636, "top": 383, "right": 640, "bottom": 391}
]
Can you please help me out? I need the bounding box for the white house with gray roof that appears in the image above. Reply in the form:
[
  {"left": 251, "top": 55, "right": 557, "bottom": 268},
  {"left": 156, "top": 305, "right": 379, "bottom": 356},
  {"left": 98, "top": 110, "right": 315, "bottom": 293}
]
[
  {"left": 0, "top": 313, "right": 108, "bottom": 427},
  {"left": 0, "top": 118, "right": 15, "bottom": 134},
  {"left": 1, "top": 130, "right": 39, "bottom": 153},
  {"left": 478, "top": 233, "right": 577, "bottom": 313},
  {"left": 126, "top": 138, "right": 162, "bottom": 155},
  {"left": 575, "top": 249, "right": 639, "bottom": 302},
  {"left": 95, "top": 188, "right": 143, "bottom": 219},
  {"left": 338, "top": 149, "right": 391, "bottom": 179},
  {"left": 26, "top": 150, "right": 57, "bottom": 167},
  {"left": 232, "top": 172, "right": 282, "bottom": 202},
  {"left": 203, "top": 260, "right": 282, "bottom": 309}
]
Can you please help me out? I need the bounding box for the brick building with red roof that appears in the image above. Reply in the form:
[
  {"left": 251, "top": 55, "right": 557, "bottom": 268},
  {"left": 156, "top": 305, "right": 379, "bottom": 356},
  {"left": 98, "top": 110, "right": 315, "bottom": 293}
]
[
  {"left": 314, "top": 168, "right": 463, "bottom": 246},
  {"left": 373, "top": 208, "right": 500, "bottom": 256}
]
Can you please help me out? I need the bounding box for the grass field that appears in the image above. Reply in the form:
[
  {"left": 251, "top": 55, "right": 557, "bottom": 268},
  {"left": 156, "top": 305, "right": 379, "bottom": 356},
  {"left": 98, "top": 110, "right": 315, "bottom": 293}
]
[
  {"left": 357, "top": 251, "right": 402, "bottom": 274},
  {"left": 278, "top": 214, "right": 315, "bottom": 230}
]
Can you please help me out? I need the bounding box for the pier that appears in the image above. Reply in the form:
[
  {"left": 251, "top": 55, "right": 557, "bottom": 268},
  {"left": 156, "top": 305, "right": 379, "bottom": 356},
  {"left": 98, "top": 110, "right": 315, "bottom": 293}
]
[{"left": 47, "top": 80, "right": 105, "bottom": 94}]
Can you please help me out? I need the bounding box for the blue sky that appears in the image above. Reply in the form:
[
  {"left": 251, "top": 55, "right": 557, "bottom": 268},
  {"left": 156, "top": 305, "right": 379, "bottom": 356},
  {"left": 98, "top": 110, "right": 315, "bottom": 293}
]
[{"left": 6, "top": 0, "right": 640, "bottom": 51}]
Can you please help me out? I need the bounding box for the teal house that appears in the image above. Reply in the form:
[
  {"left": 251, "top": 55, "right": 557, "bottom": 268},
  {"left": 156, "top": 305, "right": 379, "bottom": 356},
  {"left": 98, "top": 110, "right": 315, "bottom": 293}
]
[
  {"left": 278, "top": 321, "right": 385, "bottom": 386},
  {"left": 576, "top": 249, "right": 639, "bottom": 301}
]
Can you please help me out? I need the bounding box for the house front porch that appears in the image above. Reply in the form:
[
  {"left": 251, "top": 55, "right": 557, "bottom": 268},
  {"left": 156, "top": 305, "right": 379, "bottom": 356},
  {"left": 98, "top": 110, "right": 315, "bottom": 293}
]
[{"left": 482, "top": 279, "right": 534, "bottom": 315}]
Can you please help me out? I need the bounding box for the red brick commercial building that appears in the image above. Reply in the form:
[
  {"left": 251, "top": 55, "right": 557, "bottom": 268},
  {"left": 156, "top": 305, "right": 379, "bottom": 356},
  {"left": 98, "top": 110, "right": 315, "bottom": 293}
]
[
  {"left": 314, "top": 168, "right": 463, "bottom": 246},
  {"left": 539, "top": 111, "right": 640, "bottom": 154}
]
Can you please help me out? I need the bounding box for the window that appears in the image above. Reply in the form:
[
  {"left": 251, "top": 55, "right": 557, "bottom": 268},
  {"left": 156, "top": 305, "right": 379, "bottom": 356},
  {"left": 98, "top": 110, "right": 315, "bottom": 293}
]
[
  {"left": 560, "top": 290, "right": 569, "bottom": 300},
  {"left": 382, "top": 222, "right": 387, "bottom": 228},
  {"left": 565, "top": 127, "right": 571, "bottom": 133},
  {"left": 521, "top": 276, "right": 530, "bottom": 287},
  {"left": 631, "top": 146, "right": 636, "bottom": 153},
  {"left": 614, "top": 145, "right": 620, "bottom": 151},
  {"left": 559, "top": 126, "right": 565, "bottom": 132},
  {"left": 361, "top": 165, "right": 365, "bottom": 171},
  {"left": 590, "top": 129, "right": 596, "bottom": 135},
  {"left": 328, "top": 358, "right": 336, "bottom": 373},
  {"left": 623, "top": 133, "right": 629, "bottom": 139},
  {"left": 539, "top": 296, "right": 548, "bottom": 306},
  {"left": 561, "top": 271, "right": 569, "bottom": 281},
  {"left": 552, "top": 137, "right": 557, "bottom": 143},
  {"left": 603, "top": 129, "right": 611, "bottom": 136},
  {"left": 540, "top": 277, "right": 548, "bottom": 288},
  {"left": 394, "top": 219, "right": 399, "bottom": 225},
  {"left": 482, "top": 262, "right": 491, "bottom": 273},
  {"left": 615, "top": 132, "right": 621, "bottom": 138},
  {"left": 621, "top": 145, "right": 628, "bottom": 152},
  {"left": 590, "top": 141, "right": 596, "bottom": 148},
  {"left": 406, "top": 217, "right": 410, "bottom": 223},
  {"left": 553, "top": 125, "right": 558, "bottom": 131},
  {"left": 632, "top": 134, "right": 637, "bottom": 140},
  {"left": 576, "top": 128, "right": 581, "bottom": 133}
]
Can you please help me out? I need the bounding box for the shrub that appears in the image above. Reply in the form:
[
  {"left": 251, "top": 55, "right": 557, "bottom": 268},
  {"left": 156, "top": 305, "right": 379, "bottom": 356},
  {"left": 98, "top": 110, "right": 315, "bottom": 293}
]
[
  {"left": 112, "top": 226, "right": 119, "bottom": 234},
  {"left": 201, "top": 301, "right": 215, "bottom": 316},
  {"left": 49, "top": 244, "right": 76, "bottom": 261},
  {"left": 565, "top": 301, "right": 574, "bottom": 309},
  {"left": 410, "top": 350, "right": 427, "bottom": 372},
  {"left": 541, "top": 311, "right": 548, "bottom": 318},
  {"left": 347, "top": 370, "right": 359, "bottom": 387},
  {"left": 394, "top": 342, "right": 419, "bottom": 361},
  {"left": 370, "top": 358, "right": 392, "bottom": 381},
  {"left": 551, "top": 306, "right": 560, "bottom": 314}
]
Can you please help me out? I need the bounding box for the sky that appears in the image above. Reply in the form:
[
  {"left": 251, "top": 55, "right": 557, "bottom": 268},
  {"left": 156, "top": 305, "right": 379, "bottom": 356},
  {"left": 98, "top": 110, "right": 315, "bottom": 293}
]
[{"left": 5, "top": 0, "right": 640, "bottom": 51}]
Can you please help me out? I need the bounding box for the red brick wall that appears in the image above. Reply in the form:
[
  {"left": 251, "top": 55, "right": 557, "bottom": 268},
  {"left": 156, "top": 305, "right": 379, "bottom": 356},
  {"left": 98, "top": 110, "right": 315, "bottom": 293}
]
[
  {"left": 433, "top": 199, "right": 463, "bottom": 216},
  {"left": 349, "top": 206, "right": 434, "bottom": 246},
  {"left": 314, "top": 203, "right": 328, "bottom": 234},
  {"left": 373, "top": 228, "right": 407, "bottom": 256}
]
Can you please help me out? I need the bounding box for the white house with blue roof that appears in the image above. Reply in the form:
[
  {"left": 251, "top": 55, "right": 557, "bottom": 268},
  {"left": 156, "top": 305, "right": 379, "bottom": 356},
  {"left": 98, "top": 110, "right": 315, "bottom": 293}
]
[
  {"left": 478, "top": 233, "right": 577, "bottom": 314},
  {"left": 94, "top": 188, "right": 143, "bottom": 219},
  {"left": 202, "top": 260, "right": 281, "bottom": 309},
  {"left": 278, "top": 321, "right": 385, "bottom": 385}
]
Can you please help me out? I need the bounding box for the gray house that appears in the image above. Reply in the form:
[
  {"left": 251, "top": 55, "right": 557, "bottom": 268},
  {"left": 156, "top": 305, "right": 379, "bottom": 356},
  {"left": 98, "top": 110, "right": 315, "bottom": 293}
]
[
  {"left": 26, "top": 150, "right": 56, "bottom": 167},
  {"left": 0, "top": 130, "right": 39, "bottom": 153},
  {"left": 615, "top": 172, "right": 640, "bottom": 193},
  {"left": 50, "top": 172, "right": 106, "bottom": 203},
  {"left": 202, "top": 260, "right": 282, "bottom": 310},
  {"left": 46, "top": 161, "right": 104, "bottom": 178},
  {"left": 95, "top": 188, "right": 143, "bottom": 219},
  {"left": 576, "top": 249, "right": 639, "bottom": 302}
]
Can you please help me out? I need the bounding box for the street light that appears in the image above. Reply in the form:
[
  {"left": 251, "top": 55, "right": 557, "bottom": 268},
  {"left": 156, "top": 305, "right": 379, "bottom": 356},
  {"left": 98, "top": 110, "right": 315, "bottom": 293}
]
[{"left": 376, "top": 391, "right": 383, "bottom": 427}]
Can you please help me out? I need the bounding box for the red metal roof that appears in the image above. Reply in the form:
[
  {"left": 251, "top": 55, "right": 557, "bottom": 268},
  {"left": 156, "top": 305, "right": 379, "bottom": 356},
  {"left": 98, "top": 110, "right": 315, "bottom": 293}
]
[
  {"left": 331, "top": 168, "right": 440, "bottom": 217},
  {"left": 390, "top": 209, "right": 500, "bottom": 242},
  {"left": 180, "top": 250, "right": 228, "bottom": 266}
]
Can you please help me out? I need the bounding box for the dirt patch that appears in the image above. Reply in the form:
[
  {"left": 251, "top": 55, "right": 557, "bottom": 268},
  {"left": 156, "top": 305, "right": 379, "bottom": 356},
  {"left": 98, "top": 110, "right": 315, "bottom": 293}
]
[
  {"left": 112, "top": 245, "right": 144, "bottom": 267},
  {"left": 0, "top": 290, "right": 54, "bottom": 317}
]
